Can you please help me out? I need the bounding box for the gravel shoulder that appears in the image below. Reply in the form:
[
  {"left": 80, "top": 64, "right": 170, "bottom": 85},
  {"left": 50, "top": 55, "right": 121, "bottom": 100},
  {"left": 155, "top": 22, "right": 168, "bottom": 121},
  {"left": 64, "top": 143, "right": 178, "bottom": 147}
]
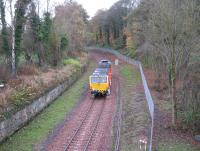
[{"left": 117, "top": 63, "right": 150, "bottom": 151}]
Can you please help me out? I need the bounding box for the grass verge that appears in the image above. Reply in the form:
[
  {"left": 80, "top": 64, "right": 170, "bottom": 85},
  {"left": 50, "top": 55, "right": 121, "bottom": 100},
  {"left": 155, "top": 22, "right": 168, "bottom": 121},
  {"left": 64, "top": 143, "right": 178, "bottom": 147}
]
[
  {"left": 118, "top": 63, "right": 149, "bottom": 151},
  {"left": 120, "top": 65, "right": 140, "bottom": 84},
  {"left": 157, "top": 141, "right": 199, "bottom": 151},
  {"left": 0, "top": 62, "right": 95, "bottom": 151}
]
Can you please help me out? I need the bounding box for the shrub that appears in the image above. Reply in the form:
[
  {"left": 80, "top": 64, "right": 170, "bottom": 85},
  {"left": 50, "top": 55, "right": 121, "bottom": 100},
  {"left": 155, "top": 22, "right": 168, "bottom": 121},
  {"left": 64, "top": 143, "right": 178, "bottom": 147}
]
[
  {"left": 62, "top": 58, "right": 81, "bottom": 69},
  {"left": 125, "top": 35, "right": 137, "bottom": 58},
  {"left": 112, "top": 36, "right": 124, "bottom": 50},
  {"left": 17, "top": 64, "right": 39, "bottom": 75},
  {"left": 8, "top": 86, "right": 37, "bottom": 106},
  {"left": 181, "top": 100, "right": 200, "bottom": 133},
  {"left": 60, "top": 35, "right": 68, "bottom": 51},
  {"left": 179, "top": 63, "right": 200, "bottom": 133},
  {"left": 0, "top": 64, "right": 10, "bottom": 83}
]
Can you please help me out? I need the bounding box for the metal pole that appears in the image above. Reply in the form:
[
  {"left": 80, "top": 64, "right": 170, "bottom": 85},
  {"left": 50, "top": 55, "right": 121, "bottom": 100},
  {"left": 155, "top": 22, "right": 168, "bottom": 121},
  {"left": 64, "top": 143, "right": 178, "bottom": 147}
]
[{"left": 149, "top": 115, "right": 154, "bottom": 151}]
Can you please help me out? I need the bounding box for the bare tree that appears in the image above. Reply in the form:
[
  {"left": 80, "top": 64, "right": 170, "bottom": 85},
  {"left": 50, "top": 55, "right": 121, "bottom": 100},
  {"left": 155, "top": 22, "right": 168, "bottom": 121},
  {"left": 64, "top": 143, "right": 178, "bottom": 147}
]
[
  {"left": 7, "top": 0, "right": 16, "bottom": 77},
  {"left": 6, "top": 0, "right": 32, "bottom": 77},
  {"left": 54, "top": 1, "right": 87, "bottom": 51},
  {"left": 47, "top": 0, "right": 50, "bottom": 13},
  {"left": 147, "top": 0, "right": 198, "bottom": 125}
]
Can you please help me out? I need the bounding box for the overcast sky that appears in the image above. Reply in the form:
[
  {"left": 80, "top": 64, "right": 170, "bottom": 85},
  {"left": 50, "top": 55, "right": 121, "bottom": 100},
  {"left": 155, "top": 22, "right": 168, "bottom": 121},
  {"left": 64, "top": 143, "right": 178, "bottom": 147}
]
[
  {"left": 44, "top": 0, "right": 119, "bottom": 18},
  {"left": 5, "top": 0, "right": 119, "bottom": 24},
  {"left": 75, "top": 0, "right": 118, "bottom": 17}
]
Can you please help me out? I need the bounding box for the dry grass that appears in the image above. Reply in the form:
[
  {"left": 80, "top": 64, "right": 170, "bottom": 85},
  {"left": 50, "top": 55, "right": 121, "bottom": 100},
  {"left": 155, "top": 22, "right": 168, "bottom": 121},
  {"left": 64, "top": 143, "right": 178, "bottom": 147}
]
[
  {"left": 143, "top": 67, "right": 200, "bottom": 151},
  {"left": 119, "top": 64, "right": 150, "bottom": 151},
  {"left": 0, "top": 53, "right": 88, "bottom": 115},
  {"left": 0, "top": 59, "right": 93, "bottom": 151},
  {"left": 0, "top": 64, "right": 10, "bottom": 83},
  {"left": 17, "top": 64, "right": 39, "bottom": 76},
  {"left": 67, "top": 50, "right": 87, "bottom": 58}
]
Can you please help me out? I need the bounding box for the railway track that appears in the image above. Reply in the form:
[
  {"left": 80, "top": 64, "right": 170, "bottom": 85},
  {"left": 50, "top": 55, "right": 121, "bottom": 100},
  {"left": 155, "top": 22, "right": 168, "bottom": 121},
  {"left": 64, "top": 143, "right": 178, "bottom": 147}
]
[
  {"left": 44, "top": 52, "right": 118, "bottom": 151},
  {"left": 64, "top": 97, "right": 106, "bottom": 151},
  {"left": 114, "top": 83, "right": 122, "bottom": 151}
]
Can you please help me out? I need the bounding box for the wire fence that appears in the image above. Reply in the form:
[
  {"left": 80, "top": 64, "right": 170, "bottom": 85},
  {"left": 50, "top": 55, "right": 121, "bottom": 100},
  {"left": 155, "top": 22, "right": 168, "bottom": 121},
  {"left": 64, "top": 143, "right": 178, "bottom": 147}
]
[{"left": 87, "top": 47, "right": 155, "bottom": 151}]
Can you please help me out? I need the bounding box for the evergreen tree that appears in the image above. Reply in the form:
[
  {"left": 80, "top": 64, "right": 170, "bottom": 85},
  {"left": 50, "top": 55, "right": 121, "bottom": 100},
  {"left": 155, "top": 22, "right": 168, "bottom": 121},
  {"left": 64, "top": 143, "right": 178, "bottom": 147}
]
[
  {"left": 14, "top": 0, "right": 32, "bottom": 66},
  {"left": 0, "top": 0, "right": 10, "bottom": 57}
]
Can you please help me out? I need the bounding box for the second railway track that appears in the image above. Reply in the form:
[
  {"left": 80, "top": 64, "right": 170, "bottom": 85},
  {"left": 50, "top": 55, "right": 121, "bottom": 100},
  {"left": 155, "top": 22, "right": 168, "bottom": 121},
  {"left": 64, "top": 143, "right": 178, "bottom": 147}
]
[{"left": 64, "top": 97, "right": 106, "bottom": 151}]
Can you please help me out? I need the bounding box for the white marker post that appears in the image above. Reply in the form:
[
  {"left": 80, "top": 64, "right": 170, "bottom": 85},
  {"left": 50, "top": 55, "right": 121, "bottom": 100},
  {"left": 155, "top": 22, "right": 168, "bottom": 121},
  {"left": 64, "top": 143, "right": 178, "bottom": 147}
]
[
  {"left": 115, "top": 59, "right": 119, "bottom": 66},
  {"left": 0, "top": 84, "right": 5, "bottom": 88}
]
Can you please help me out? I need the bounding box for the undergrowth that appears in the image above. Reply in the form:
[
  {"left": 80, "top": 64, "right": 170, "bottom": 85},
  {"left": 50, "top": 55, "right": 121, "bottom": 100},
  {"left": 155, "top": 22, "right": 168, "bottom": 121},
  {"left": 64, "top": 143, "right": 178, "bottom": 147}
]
[
  {"left": 120, "top": 65, "right": 140, "bottom": 84},
  {"left": 0, "top": 61, "right": 94, "bottom": 151},
  {"left": 8, "top": 86, "right": 37, "bottom": 106},
  {"left": 62, "top": 58, "right": 81, "bottom": 69},
  {"left": 118, "top": 64, "right": 149, "bottom": 151},
  {"left": 157, "top": 141, "right": 199, "bottom": 151}
]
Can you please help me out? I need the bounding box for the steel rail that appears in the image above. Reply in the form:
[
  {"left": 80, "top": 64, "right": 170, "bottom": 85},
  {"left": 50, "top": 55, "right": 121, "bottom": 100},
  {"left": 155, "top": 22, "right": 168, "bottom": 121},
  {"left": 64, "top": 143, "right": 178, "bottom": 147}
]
[
  {"left": 64, "top": 97, "right": 106, "bottom": 151},
  {"left": 83, "top": 98, "right": 106, "bottom": 151},
  {"left": 114, "top": 83, "right": 122, "bottom": 151},
  {"left": 87, "top": 47, "right": 155, "bottom": 151},
  {"left": 64, "top": 100, "right": 95, "bottom": 151}
]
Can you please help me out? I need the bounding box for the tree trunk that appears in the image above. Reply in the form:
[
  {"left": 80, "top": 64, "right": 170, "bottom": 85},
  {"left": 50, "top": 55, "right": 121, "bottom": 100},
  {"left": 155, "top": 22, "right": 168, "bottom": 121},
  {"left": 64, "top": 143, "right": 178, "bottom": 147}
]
[
  {"left": 11, "top": 28, "right": 16, "bottom": 77},
  {"left": 99, "top": 28, "right": 103, "bottom": 44},
  {"left": 106, "top": 28, "right": 110, "bottom": 45},
  {"left": 171, "top": 41, "right": 177, "bottom": 126},
  {"left": 96, "top": 32, "right": 98, "bottom": 44},
  {"left": 0, "top": 0, "right": 10, "bottom": 57},
  {"left": 171, "top": 65, "right": 177, "bottom": 126},
  {"left": 10, "top": 0, "right": 16, "bottom": 77},
  {"left": 37, "top": 42, "right": 44, "bottom": 66}
]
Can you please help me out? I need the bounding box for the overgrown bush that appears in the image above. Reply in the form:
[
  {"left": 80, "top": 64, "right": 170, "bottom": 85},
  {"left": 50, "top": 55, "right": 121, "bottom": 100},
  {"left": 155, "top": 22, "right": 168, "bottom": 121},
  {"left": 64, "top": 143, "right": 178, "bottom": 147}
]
[
  {"left": 17, "top": 64, "right": 39, "bottom": 75},
  {"left": 181, "top": 101, "right": 200, "bottom": 133},
  {"left": 179, "top": 63, "right": 200, "bottom": 133},
  {"left": 112, "top": 36, "right": 124, "bottom": 50},
  {"left": 8, "top": 86, "right": 37, "bottom": 106},
  {"left": 0, "top": 64, "right": 10, "bottom": 83},
  {"left": 60, "top": 35, "right": 68, "bottom": 51},
  {"left": 62, "top": 58, "right": 81, "bottom": 69},
  {"left": 125, "top": 36, "right": 136, "bottom": 58}
]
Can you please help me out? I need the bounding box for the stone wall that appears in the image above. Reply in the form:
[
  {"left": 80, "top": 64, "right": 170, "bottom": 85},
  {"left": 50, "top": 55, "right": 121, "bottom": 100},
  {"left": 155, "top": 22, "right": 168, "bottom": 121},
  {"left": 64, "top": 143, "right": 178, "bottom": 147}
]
[{"left": 0, "top": 64, "right": 87, "bottom": 142}]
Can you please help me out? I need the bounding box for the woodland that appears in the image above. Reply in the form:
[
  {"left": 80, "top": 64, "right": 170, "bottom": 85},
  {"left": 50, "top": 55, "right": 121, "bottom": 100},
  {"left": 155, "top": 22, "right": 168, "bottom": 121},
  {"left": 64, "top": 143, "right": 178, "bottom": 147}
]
[
  {"left": 0, "top": 0, "right": 199, "bottom": 138},
  {"left": 88, "top": 0, "right": 200, "bottom": 133}
]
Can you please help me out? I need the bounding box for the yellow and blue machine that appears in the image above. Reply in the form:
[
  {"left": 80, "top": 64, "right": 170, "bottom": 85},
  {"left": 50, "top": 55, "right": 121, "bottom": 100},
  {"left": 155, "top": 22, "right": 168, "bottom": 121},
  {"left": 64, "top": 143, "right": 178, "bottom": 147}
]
[{"left": 89, "top": 60, "right": 112, "bottom": 97}]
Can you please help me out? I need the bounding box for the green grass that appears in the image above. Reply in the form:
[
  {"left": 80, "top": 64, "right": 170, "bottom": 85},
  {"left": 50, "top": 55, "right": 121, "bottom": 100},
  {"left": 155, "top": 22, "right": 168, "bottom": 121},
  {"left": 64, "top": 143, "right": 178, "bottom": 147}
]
[
  {"left": 118, "top": 64, "right": 149, "bottom": 151},
  {"left": 8, "top": 86, "right": 37, "bottom": 106},
  {"left": 0, "top": 54, "right": 6, "bottom": 64},
  {"left": 0, "top": 62, "right": 94, "bottom": 151},
  {"left": 120, "top": 65, "right": 140, "bottom": 84},
  {"left": 18, "top": 53, "right": 39, "bottom": 65},
  {"left": 157, "top": 100, "right": 172, "bottom": 112},
  {"left": 157, "top": 142, "right": 199, "bottom": 151},
  {"left": 62, "top": 58, "right": 81, "bottom": 68}
]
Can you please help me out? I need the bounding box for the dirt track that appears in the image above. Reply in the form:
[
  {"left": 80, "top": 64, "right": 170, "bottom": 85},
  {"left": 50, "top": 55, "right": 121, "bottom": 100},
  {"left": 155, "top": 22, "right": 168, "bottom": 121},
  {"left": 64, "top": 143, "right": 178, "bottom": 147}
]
[{"left": 41, "top": 51, "right": 119, "bottom": 151}]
